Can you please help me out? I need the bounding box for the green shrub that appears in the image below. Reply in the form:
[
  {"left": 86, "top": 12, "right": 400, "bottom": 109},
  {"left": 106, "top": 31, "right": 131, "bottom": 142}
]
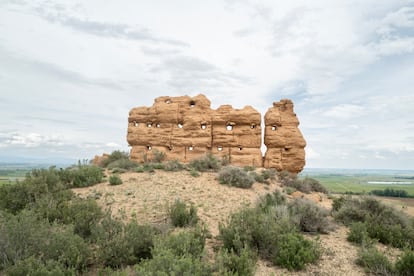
[
  {"left": 135, "top": 166, "right": 145, "bottom": 173},
  {"left": 257, "top": 190, "right": 286, "bottom": 212},
  {"left": 124, "top": 222, "right": 160, "bottom": 264},
  {"left": 65, "top": 164, "right": 104, "bottom": 188},
  {"left": 395, "top": 250, "right": 414, "bottom": 276},
  {"left": 0, "top": 210, "right": 90, "bottom": 271},
  {"left": 333, "top": 198, "right": 368, "bottom": 225},
  {"left": 6, "top": 257, "right": 73, "bottom": 276},
  {"left": 94, "top": 216, "right": 159, "bottom": 268},
  {"left": 153, "top": 227, "right": 206, "bottom": 259},
  {"left": 109, "top": 174, "right": 123, "bottom": 185},
  {"left": 273, "top": 233, "right": 320, "bottom": 271},
  {"left": 289, "top": 199, "right": 330, "bottom": 234},
  {"left": 302, "top": 177, "right": 328, "bottom": 194},
  {"left": 332, "top": 196, "right": 347, "bottom": 212},
  {"left": 0, "top": 182, "right": 33, "bottom": 214},
  {"left": 135, "top": 248, "right": 212, "bottom": 276},
  {"left": 136, "top": 227, "right": 211, "bottom": 275},
  {"left": 249, "top": 171, "right": 265, "bottom": 183},
  {"left": 42, "top": 226, "right": 91, "bottom": 271},
  {"left": 63, "top": 198, "right": 103, "bottom": 239},
  {"left": 102, "top": 151, "right": 130, "bottom": 167},
  {"left": 218, "top": 166, "right": 254, "bottom": 189},
  {"left": 284, "top": 186, "right": 296, "bottom": 195},
  {"left": 189, "top": 153, "right": 221, "bottom": 172},
  {"left": 261, "top": 168, "right": 277, "bottom": 182},
  {"left": 107, "top": 158, "right": 139, "bottom": 170},
  {"left": 243, "top": 166, "right": 255, "bottom": 172},
  {"left": 189, "top": 169, "right": 200, "bottom": 177},
  {"left": 153, "top": 150, "right": 166, "bottom": 163},
  {"left": 334, "top": 197, "right": 414, "bottom": 249},
  {"left": 215, "top": 246, "right": 257, "bottom": 276},
  {"left": 356, "top": 246, "right": 394, "bottom": 275},
  {"left": 278, "top": 172, "right": 327, "bottom": 194},
  {"left": 347, "top": 222, "right": 370, "bottom": 244},
  {"left": 164, "top": 160, "right": 185, "bottom": 171},
  {"left": 169, "top": 200, "right": 198, "bottom": 227}
]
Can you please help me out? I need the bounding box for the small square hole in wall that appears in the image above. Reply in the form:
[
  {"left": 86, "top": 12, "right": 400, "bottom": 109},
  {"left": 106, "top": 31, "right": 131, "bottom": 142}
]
[
  {"left": 189, "top": 100, "right": 195, "bottom": 108},
  {"left": 147, "top": 145, "right": 152, "bottom": 151},
  {"left": 217, "top": 146, "right": 223, "bottom": 151},
  {"left": 188, "top": 146, "right": 194, "bottom": 151},
  {"left": 271, "top": 125, "right": 277, "bottom": 131},
  {"left": 226, "top": 124, "right": 233, "bottom": 131},
  {"left": 178, "top": 123, "right": 183, "bottom": 129},
  {"left": 156, "top": 123, "right": 161, "bottom": 128},
  {"left": 133, "top": 121, "right": 138, "bottom": 127},
  {"left": 165, "top": 99, "right": 171, "bottom": 104},
  {"left": 238, "top": 147, "right": 243, "bottom": 151},
  {"left": 250, "top": 124, "right": 256, "bottom": 129},
  {"left": 201, "top": 124, "right": 207, "bottom": 130},
  {"left": 147, "top": 123, "right": 153, "bottom": 128}
]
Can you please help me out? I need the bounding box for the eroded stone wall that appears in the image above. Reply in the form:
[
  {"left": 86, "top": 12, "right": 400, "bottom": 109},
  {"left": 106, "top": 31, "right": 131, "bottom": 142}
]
[
  {"left": 263, "top": 99, "right": 306, "bottom": 173},
  {"left": 127, "top": 94, "right": 306, "bottom": 172}
]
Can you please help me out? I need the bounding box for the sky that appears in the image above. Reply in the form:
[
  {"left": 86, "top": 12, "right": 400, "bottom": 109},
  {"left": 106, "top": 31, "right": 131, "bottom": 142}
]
[{"left": 0, "top": 0, "right": 414, "bottom": 169}]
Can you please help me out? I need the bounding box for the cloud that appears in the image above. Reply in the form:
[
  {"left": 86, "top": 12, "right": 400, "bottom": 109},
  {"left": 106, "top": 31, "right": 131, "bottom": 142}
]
[
  {"left": 322, "top": 104, "right": 364, "bottom": 120},
  {"left": 27, "top": 2, "right": 188, "bottom": 47},
  {"left": 151, "top": 56, "right": 251, "bottom": 91},
  {"left": 2, "top": 132, "right": 65, "bottom": 148},
  {"left": 0, "top": 49, "right": 124, "bottom": 90}
]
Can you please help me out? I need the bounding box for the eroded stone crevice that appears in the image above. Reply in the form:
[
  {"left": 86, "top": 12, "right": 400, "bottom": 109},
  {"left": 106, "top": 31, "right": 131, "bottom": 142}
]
[{"left": 127, "top": 94, "right": 306, "bottom": 173}]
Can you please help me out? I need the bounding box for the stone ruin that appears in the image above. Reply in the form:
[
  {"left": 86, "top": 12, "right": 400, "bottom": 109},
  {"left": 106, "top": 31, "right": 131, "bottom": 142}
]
[{"left": 127, "top": 94, "right": 306, "bottom": 173}]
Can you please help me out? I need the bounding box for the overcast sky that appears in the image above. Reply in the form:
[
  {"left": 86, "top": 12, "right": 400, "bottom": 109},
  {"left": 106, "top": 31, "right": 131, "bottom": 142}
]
[{"left": 1, "top": 0, "right": 414, "bottom": 169}]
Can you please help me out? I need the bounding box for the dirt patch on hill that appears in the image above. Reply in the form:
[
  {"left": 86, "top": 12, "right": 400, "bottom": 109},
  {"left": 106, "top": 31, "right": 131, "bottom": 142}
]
[
  {"left": 73, "top": 170, "right": 277, "bottom": 236},
  {"left": 72, "top": 170, "right": 370, "bottom": 275}
]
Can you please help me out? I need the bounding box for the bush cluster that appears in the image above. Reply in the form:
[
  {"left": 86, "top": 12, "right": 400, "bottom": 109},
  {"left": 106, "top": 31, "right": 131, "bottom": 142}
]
[
  {"left": 109, "top": 174, "right": 123, "bottom": 185},
  {"left": 169, "top": 200, "right": 198, "bottom": 227},
  {"left": 218, "top": 166, "right": 255, "bottom": 189},
  {"left": 219, "top": 190, "right": 326, "bottom": 271},
  {"left": 334, "top": 196, "right": 414, "bottom": 249},
  {"left": 249, "top": 168, "right": 277, "bottom": 184},
  {"left": 278, "top": 171, "right": 328, "bottom": 194},
  {"left": 370, "top": 188, "right": 412, "bottom": 198},
  {"left": 189, "top": 153, "right": 221, "bottom": 172},
  {"left": 163, "top": 160, "right": 185, "bottom": 172},
  {"left": 355, "top": 244, "right": 414, "bottom": 275}
]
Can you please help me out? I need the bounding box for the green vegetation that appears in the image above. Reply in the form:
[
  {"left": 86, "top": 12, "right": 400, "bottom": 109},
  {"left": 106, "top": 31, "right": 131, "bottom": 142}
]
[
  {"left": 218, "top": 166, "right": 255, "bottom": 189},
  {"left": 395, "top": 250, "right": 414, "bottom": 276},
  {"left": 219, "top": 190, "right": 324, "bottom": 271},
  {"left": 279, "top": 171, "right": 328, "bottom": 194},
  {"left": 189, "top": 153, "right": 221, "bottom": 172},
  {"left": 169, "top": 200, "right": 199, "bottom": 227},
  {"left": 331, "top": 195, "right": 414, "bottom": 275},
  {"left": 334, "top": 196, "right": 414, "bottom": 249},
  {"left": 356, "top": 246, "right": 394, "bottom": 275},
  {"left": 370, "top": 188, "right": 412, "bottom": 198},
  {"left": 109, "top": 174, "right": 123, "bottom": 185}
]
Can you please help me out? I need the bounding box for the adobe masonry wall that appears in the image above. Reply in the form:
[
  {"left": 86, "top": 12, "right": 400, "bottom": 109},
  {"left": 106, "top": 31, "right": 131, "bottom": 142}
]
[{"left": 127, "top": 94, "right": 306, "bottom": 173}]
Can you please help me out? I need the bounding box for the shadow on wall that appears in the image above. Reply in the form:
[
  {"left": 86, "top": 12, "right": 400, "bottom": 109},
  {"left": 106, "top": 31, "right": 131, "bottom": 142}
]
[{"left": 127, "top": 94, "right": 306, "bottom": 173}]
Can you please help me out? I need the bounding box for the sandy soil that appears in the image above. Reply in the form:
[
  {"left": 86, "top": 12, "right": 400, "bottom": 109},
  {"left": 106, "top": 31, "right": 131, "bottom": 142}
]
[{"left": 72, "top": 170, "right": 407, "bottom": 276}]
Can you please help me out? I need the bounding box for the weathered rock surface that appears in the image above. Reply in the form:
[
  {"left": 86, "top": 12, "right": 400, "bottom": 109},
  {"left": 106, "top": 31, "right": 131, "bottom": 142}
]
[
  {"left": 127, "top": 94, "right": 306, "bottom": 172},
  {"left": 263, "top": 99, "right": 306, "bottom": 173}
]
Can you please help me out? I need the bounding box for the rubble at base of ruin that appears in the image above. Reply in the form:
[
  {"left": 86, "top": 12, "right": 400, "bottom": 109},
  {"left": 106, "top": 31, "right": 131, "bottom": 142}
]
[{"left": 127, "top": 94, "right": 306, "bottom": 173}]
